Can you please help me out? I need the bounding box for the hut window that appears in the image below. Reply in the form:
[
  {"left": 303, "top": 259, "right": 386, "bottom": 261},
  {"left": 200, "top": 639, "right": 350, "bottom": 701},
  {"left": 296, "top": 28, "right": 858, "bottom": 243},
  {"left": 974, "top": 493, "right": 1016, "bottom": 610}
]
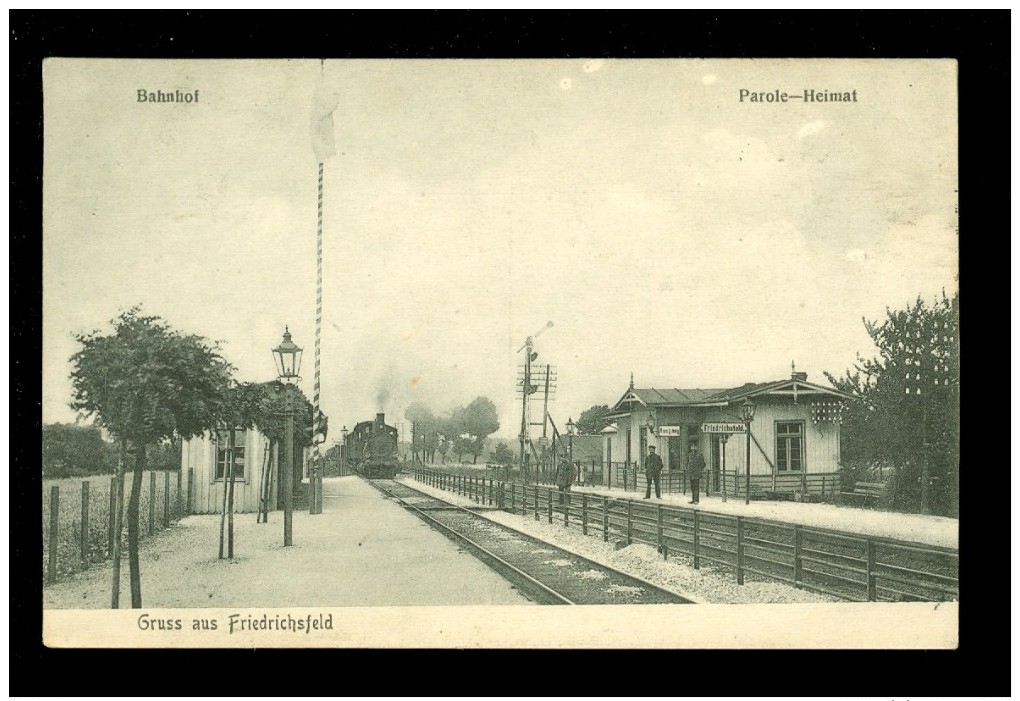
[
  {"left": 775, "top": 422, "right": 803, "bottom": 472},
  {"left": 215, "top": 428, "right": 246, "bottom": 480}
]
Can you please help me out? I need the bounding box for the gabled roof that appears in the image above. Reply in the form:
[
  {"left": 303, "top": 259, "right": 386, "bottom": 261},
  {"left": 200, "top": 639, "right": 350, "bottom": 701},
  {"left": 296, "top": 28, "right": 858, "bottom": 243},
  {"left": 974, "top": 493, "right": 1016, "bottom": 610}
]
[{"left": 609, "top": 377, "right": 853, "bottom": 414}]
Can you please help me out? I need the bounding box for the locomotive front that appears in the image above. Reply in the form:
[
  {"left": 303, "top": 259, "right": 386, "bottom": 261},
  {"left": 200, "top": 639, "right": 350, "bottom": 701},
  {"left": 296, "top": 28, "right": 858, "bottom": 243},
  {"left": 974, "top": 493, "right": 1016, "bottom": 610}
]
[{"left": 345, "top": 412, "right": 400, "bottom": 479}]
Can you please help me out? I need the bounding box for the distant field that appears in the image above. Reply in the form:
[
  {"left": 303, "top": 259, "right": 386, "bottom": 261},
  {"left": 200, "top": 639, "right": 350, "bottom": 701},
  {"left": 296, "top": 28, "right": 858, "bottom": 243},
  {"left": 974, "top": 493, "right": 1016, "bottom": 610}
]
[{"left": 42, "top": 471, "right": 185, "bottom": 584}]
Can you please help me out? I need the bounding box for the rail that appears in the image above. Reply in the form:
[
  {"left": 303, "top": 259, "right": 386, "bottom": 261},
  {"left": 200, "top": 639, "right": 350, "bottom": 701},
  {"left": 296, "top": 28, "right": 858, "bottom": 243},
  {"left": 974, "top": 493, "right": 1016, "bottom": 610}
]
[{"left": 412, "top": 466, "right": 957, "bottom": 602}]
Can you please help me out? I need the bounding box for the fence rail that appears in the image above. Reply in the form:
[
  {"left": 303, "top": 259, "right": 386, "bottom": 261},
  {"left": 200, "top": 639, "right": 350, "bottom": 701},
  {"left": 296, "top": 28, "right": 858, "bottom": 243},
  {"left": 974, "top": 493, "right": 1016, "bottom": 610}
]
[
  {"left": 43, "top": 469, "right": 191, "bottom": 585},
  {"left": 413, "top": 466, "right": 957, "bottom": 602}
]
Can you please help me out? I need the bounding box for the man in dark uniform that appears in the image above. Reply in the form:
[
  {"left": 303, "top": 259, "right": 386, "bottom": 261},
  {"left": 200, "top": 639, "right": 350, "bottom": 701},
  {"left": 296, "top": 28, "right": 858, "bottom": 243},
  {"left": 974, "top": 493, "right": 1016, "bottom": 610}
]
[
  {"left": 687, "top": 443, "right": 706, "bottom": 504},
  {"left": 555, "top": 451, "right": 574, "bottom": 503},
  {"left": 644, "top": 445, "right": 663, "bottom": 499}
]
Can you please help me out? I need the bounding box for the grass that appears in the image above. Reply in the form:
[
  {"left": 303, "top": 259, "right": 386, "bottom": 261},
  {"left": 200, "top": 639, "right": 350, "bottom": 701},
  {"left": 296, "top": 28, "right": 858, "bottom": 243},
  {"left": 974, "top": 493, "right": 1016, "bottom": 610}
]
[{"left": 42, "top": 470, "right": 186, "bottom": 584}]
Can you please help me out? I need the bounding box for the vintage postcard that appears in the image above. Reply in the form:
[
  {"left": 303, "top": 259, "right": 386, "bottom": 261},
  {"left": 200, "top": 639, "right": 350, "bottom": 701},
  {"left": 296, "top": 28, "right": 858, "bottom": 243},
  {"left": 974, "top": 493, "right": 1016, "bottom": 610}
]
[{"left": 41, "top": 58, "right": 958, "bottom": 649}]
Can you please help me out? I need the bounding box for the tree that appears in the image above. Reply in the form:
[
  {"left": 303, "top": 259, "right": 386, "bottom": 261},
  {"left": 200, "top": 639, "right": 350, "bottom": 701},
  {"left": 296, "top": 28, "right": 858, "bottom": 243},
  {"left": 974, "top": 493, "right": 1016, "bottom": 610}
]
[
  {"left": 576, "top": 404, "right": 613, "bottom": 435},
  {"left": 490, "top": 442, "right": 515, "bottom": 467},
  {"left": 42, "top": 423, "right": 114, "bottom": 477},
  {"left": 405, "top": 402, "right": 438, "bottom": 464},
  {"left": 69, "top": 307, "right": 235, "bottom": 607},
  {"left": 826, "top": 292, "right": 959, "bottom": 516},
  {"left": 460, "top": 396, "right": 500, "bottom": 464},
  {"left": 452, "top": 435, "right": 474, "bottom": 464}
]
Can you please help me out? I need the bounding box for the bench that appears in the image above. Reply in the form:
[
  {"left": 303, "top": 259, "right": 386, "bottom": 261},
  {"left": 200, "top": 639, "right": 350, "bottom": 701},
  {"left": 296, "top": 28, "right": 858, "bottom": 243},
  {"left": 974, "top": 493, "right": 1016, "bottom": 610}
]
[{"left": 840, "top": 481, "right": 888, "bottom": 507}]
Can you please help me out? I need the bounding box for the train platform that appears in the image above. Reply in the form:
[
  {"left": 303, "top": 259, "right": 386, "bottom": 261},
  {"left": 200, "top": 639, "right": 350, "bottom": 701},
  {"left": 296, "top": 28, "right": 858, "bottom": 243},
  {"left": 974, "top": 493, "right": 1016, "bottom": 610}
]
[{"left": 43, "top": 475, "right": 533, "bottom": 609}]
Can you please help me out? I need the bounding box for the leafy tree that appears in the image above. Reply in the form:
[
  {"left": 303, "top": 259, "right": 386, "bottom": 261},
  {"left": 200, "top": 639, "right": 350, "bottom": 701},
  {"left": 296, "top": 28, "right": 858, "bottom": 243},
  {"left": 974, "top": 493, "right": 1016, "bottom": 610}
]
[
  {"left": 461, "top": 396, "right": 499, "bottom": 464},
  {"left": 70, "top": 307, "right": 235, "bottom": 607},
  {"left": 42, "top": 423, "right": 114, "bottom": 477},
  {"left": 826, "top": 292, "right": 959, "bottom": 516},
  {"left": 576, "top": 404, "right": 613, "bottom": 435},
  {"left": 405, "top": 402, "right": 438, "bottom": 464},
  {"left": 489, "top": 442, "right": 515, "bottom": 467},
  {"left": 447, "top": 436, "right": 469, "bottom": 463}
]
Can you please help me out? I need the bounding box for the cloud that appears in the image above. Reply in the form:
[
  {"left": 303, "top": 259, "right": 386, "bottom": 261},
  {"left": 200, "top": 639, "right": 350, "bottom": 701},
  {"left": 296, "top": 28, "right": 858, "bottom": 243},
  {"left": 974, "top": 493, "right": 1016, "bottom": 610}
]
[
  {"left": 797, "top": 120, "right": 826, "bottom": 139},
  {"left": 701, "top": 74, "right": 717, "bottom": 85}
]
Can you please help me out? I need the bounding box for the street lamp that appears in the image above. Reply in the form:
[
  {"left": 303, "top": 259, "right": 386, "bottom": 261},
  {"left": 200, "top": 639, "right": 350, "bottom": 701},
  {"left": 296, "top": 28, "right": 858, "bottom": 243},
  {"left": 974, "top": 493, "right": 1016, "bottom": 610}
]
[
  {"left": 566, "top": 417, "right": 575, "bottom": 468},
  {"left": 741, "top": 398, "right": 756, "bottom": 505},
  {"left": 340, "top": 426, "right": 349, "bottom": 472},
  {"left": 273, "top": 327, "right": 302, "bottom": 546}
]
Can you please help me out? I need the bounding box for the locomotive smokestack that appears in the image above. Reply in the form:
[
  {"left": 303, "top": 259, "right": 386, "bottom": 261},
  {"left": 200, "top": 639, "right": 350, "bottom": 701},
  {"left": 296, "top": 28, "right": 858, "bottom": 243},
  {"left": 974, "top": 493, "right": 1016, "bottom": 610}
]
[{"left": 376, "top": 412, "right": 385, "bottom": 425}]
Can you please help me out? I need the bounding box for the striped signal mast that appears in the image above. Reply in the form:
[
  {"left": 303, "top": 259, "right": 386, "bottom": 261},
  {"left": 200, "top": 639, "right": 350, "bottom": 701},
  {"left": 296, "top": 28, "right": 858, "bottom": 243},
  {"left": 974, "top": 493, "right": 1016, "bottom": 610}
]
[{"left": 308, "top": 60, "right": 338, "bottom": 514}]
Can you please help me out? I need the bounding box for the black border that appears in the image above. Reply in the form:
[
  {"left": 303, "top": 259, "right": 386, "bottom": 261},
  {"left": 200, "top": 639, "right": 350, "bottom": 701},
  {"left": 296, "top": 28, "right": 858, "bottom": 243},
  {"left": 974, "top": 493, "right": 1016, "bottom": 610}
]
[{"left": 12, "top": 10, "right": 1006, "bottom": 698}]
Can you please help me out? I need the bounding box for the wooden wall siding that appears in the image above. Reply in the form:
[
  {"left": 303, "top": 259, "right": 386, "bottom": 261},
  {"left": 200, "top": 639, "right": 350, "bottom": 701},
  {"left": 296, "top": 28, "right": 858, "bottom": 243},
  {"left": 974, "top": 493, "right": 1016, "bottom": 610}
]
[
  {"left": 180, "top": 430, "right": 274, "bottom": 514},
  {"left": 700, "top": 402, "right": 840, "bottom": 477}
]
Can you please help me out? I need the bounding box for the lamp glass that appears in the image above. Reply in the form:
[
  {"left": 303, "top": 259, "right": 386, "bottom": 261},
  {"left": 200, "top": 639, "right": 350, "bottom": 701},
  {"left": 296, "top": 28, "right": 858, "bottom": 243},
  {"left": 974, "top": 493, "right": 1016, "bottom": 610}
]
[
  {"left": 741, "top": 399, "right": 756, "bottom": 422},
  {"left": 272, "top": 327, "right": 303, "bottom": 380}
]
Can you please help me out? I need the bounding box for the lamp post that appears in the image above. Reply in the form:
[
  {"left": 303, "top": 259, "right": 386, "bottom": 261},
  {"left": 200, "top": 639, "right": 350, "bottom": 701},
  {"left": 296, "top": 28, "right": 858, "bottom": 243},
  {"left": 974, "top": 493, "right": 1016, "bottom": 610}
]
[
  {"left": 741, "top": 398, "right": 756, "bottom": 505},
  {"left": 273, "top": 327, "right": 303, "bottom": 547},
  {"left": 566, "top": 417, "right": 575, "bottom": 471},
  {"left": 340, "top": 426, "right": 348, "bottom": 472}
]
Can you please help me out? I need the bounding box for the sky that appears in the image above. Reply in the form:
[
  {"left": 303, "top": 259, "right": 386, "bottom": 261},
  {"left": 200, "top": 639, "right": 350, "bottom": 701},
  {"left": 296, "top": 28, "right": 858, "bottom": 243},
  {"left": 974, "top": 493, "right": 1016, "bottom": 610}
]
[{"left": 42, "top": 59, "right": 958, "bottom": 442}]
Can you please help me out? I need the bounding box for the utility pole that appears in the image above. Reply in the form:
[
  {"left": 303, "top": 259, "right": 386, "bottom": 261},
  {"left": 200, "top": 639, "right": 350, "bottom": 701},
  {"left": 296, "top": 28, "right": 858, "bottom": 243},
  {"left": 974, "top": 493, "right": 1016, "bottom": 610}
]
[{"left": 517, "top": 321, "right": 553, "bottom": 482}]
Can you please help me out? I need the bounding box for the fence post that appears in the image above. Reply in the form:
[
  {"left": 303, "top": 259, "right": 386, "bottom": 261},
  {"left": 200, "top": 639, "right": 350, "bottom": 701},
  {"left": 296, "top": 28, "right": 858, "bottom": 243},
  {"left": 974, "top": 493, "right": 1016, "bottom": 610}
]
[
  {"left": 186, "top": 468, "right": 194, "bottom": 514},
  {"left": 148, "top": 471, "right": 156, "bottom": 535},
  {"left": 48, "top": 486, "right": 59, "bottom": 584},
  {"left": 794, "top": 525, "right": 803, "bottom": 587},
  {"left": 163, "top": 470, "right": 170, "bottom": 528},
  {"left": 80, "top": 481, "right": 90, "bottom": 564},
  {"left": 547, "top": 489, "right": 553, "bottom": 524},
  {"left": 511, "top": 482, "right": 516, "bottom": 513},
  {"left": 626, "top": 500, "right": 633, "bottom": 545},
  {"left": 564, "top": 492, "right": 570, "bottom": 528},
  {"left": 693, "top": 510, "right": 700, "bottom": 569},
  {"left": 602, "top": 497, "right": 609, "bottom": 542},
  {"left": 108, "top": 477, "right": 116, "bottom": 554},
  {"left": 867, "top": 539, "right": 877, "bottom": 602},
  {"left": 176, "top": 469, "right": 183, "bottom": 521},
  {"left": 736, "top": 516, "right": 745, "bottom": 585},
  {"left": 534, "top": 485, "right": 539, "bottom": 521},
  {"left": 582, "top": 495, "right": 588, "bottom": 536}
]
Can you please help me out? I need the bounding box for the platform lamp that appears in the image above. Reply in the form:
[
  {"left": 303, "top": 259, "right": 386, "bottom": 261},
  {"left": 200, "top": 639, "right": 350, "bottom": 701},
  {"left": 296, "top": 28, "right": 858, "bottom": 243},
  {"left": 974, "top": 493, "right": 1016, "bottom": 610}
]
[
  {"left": 273, "top": 327, "right": 302, "bottom": 546},
  {"left": 566, "top": 417, "right": 575, "bottom": 469},
  {"left": 741, "top": 398, "right": 756, "bottom": 505},
  {"left": 340, "top": 426, "right": 349, "bottom": 471}
]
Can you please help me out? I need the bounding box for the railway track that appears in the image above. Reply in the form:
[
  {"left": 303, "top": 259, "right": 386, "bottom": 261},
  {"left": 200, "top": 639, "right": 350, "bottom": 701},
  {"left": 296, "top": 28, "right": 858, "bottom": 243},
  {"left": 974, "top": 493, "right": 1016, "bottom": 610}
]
[{"left": 367, "top": 478, "right": 694, "bottom": 606}]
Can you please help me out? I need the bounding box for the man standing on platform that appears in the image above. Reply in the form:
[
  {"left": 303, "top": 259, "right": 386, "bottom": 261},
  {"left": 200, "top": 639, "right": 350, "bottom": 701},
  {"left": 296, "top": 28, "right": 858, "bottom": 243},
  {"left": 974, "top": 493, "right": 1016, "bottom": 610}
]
[
  {"left": 687, "top": 443, "right": 706, "bottom": 504},
  {"left": 644, "top": 445, "right": 663, "bottom": 499}
]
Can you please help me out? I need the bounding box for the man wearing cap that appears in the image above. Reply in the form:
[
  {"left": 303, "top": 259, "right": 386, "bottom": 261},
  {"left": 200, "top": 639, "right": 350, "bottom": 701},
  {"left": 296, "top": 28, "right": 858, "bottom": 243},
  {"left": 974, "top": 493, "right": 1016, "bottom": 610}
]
[
  {"left": 644, "top": 445, "right": 663, "bottom": 499},
  {"left": 555, "top": 451, "right": 574, "bottom": 504},
  {"left": 687, "top": 443, "right": 706, "bottom": 504}
]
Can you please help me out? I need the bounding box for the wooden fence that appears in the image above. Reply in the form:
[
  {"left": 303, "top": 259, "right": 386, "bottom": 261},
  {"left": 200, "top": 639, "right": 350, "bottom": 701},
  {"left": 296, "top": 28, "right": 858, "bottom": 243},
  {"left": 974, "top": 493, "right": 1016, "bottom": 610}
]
[
  {"left": 413, "top": 466, "right": 957, "bottom": 602},
  {"left": 43, "top": 469, "right": 194, "bottom": 585}
]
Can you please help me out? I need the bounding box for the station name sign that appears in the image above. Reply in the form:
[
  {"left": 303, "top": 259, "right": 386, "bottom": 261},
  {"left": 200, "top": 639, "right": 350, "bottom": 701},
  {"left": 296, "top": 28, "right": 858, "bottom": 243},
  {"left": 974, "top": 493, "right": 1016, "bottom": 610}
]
[
  {"left": 701, "top": 422, "right": 746, "bottom": 434},
  {"left": 656, "top": 426, "right": 681, "bottom": 436}
]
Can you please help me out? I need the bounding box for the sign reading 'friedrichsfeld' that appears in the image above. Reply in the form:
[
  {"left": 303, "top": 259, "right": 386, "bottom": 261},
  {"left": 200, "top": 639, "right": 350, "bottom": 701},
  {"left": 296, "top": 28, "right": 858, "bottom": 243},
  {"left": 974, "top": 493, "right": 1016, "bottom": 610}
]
[{"left": 701, "top": 422, "right": 746, "bottom": 434}]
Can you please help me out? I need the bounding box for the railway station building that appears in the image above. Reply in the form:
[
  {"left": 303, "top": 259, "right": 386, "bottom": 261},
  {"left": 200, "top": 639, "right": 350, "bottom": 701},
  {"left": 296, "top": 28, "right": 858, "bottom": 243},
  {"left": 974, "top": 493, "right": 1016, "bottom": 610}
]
[
  {"left": 601, "top": 369, "right": 854, "bottom": 498},
  {"left": 180, "top": 428, "right": 310, "bottom": 514}
]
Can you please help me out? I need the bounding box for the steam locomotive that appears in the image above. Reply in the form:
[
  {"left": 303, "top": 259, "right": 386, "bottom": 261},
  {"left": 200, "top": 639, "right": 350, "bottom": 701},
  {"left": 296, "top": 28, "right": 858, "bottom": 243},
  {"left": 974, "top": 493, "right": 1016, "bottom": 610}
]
[{"left": 344, "top": 412, "right": 400, "bottom": 479}]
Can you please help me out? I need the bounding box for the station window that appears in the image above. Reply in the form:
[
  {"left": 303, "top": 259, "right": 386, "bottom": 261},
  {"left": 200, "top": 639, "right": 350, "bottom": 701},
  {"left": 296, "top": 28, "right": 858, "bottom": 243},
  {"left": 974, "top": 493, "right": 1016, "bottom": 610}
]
[
  {"left": 775, "top": 422, "right": 803, "bottom": 472},
  {"left": 215, "top": 428, "right": 246, "bottom": 480}
]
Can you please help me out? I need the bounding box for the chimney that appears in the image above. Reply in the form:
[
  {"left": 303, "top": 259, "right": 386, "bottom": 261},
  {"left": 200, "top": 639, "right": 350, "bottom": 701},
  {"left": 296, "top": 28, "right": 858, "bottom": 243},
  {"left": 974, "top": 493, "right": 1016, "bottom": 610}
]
[
  {"left": 376, "top": 412, "right": 386, "bottom": 425},
  {"left": 792, "top": 371, "right": 807, "bottom": 382}
]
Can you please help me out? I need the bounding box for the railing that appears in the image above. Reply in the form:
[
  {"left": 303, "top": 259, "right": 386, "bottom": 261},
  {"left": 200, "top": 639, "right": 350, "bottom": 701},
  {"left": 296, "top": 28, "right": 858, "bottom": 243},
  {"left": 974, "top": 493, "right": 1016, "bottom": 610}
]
[
  {"left": 412, "top": 466, "right": 957, "bottom": 602},
  {"left": 601, "top": 463, "right": 842, "bottom": 500}
]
